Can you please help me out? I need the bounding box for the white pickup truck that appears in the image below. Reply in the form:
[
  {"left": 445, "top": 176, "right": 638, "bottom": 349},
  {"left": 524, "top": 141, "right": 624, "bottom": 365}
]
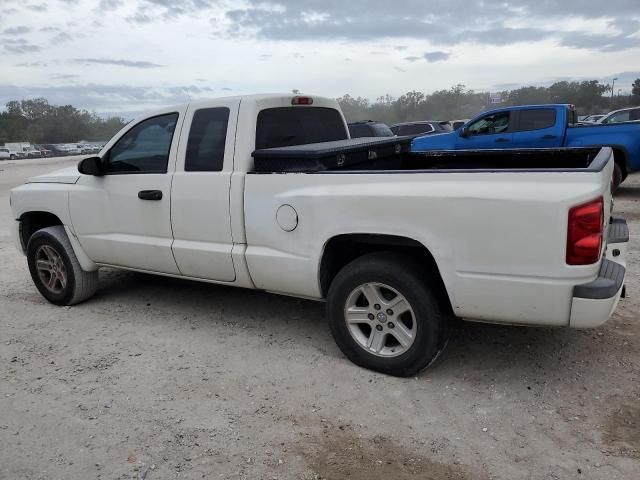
[{"left": 10, "top": 94, "right": 628, "bottom": 376}]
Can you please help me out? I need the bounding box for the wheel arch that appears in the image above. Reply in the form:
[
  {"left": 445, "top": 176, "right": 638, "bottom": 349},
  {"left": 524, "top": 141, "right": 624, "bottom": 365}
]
[
  {"left": 18, "top": 211, "right": 63, "bottom": 252},
  {"left": 609, "top": 145, "right": 629, "bottom": 180},
  {"left": 319, "top": 233, "right": 453, "bottom": 315}
]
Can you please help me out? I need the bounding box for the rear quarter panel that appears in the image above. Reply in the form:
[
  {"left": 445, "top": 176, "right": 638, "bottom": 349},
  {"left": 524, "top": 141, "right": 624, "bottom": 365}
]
[
  {"left": 566, "top": 123, "right": 640, "bottom": 171},
  {"left": 244, "top": 158, "right": 613, "bottom": 325}
]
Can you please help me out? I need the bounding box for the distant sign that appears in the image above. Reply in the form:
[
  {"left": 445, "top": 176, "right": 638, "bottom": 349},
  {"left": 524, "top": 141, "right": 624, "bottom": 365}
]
[{"left": 489, "top": 92, "right": 502, "bottom": 104}]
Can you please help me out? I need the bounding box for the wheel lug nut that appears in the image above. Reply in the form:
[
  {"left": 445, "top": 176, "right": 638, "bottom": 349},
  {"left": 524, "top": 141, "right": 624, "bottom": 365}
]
[
  {"left": 376, "top": 325, "right": 383, "bottom": 331},
  {"left": 386, "top": 309, "right": 393, "bottom": 315},
  {"left": 368, "top": 313, "right": 374, "bottom": 320},
  {"left": 387, "top": 322, "right": 395, "bottom": 329},
  {"left": 374, "top": 304, "right": 381, "bottom": 310}
]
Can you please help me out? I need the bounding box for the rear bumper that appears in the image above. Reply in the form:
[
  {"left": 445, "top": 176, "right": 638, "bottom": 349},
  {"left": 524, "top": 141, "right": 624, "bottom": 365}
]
[{"left": 569, "top": 218, "right": 628, "bottom": 328}]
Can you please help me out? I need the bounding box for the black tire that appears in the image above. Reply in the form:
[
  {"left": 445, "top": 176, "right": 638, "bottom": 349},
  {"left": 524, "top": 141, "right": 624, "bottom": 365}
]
[
  {"left": 27, "top": 226, "right": 99, "bottom": 306},
  {"left": 327, "top": 252, "right": 450, "bottom": 377},
  {"left": 612, "top": 162, "right": 623, "bottom": 192},
  {"left": 10, "top": 155, "right": 15, "bottom": 160}
]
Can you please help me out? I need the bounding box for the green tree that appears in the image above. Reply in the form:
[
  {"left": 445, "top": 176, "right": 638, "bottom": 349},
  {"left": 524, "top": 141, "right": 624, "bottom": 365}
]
[
  {"left": 0, "top": 98, "right": 126, "bottom": 143},
  {"left": 632, "top": 79, "right": 640, "bottom": 100}
]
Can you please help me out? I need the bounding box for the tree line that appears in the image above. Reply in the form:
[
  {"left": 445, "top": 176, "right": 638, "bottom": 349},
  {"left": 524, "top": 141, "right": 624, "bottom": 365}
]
[
  {"left": 1, "top": 79, "right": 639, "bottom": 143},
  {"left": 338, "top": 79, "right": 640, "bottom": 124},
  {"left": 0, "top": 98, "right": 127, "bottom": 144}
]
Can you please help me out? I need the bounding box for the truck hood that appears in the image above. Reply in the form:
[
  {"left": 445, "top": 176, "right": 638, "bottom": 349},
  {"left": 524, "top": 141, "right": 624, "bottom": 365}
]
[
  {"left": 411, "top": 131, "right": 457, "bottom": 151},
  {"left": 27, "top": 167, "right": 80, "bottom": 184}
]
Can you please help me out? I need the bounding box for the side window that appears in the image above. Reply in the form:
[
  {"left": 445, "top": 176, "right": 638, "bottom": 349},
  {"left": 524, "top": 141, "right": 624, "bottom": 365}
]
[
  {"left": 604, "top": 111, "right": 630, "bottom": 124},
  {"left": 185, "top": 108, "right": 230, "bottom": 172},
  {"left": 400, "top": 124, "right": 433, "bottom": 135},
  {"left": 106, "top": 113, "right": 178, "bottom": 174},
  {"left": 467, "top": 112, "right": 510, "bottom": 135},
  {"left": 516, "top": 109, "right": 556, "bottom": 131},
  {"left": 348, "top": 124, "right": 369, "bottom": 138},
  {"left": 630, "top": 109, "right": 640, "bottom": 121}
]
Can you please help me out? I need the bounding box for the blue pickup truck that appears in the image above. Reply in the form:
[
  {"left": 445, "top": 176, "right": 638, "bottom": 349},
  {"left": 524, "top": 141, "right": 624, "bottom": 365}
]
[{"left": 411, "top": 104, "right": 640, "bottom": 187}]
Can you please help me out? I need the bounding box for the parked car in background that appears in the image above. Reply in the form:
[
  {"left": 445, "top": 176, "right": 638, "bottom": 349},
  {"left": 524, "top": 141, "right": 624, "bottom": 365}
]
[
  {"left": 390, "top": 120, "right": 453, "bottom": 136},
  {"left": 61, "top": 144, "right": 82, "bottom": 155},
  {"left": 34, "top": 145, "right": 52, "bottom": 157},
  {"left": 78, "top": 144, "right": 95, "bottom": 154},
  {"left": 40, "top": 144, "right": 66, "bottom": 156},
  {"left": 450, "top": 119, "right": 470, "bottom": 130},
  {"left": 0, "top": 147, "right": 17, "bottom": 160},
  {"left": 9, "top": 93, "right": 627, "bottom": 376},
  {"left": 22, "top": 146, "right": 42, "bottom": 158},
  {"left": 411, "top": 103, "right": 640, "bottom": 188},
  {"left": 582, "top": 114, "right": 605, "bottom": 123},
  {"left": 348, "top": 120, "right": 395, "bottom": 138},
  {"left": 598, "top": 106, "right": 640, "bottom": 124}
]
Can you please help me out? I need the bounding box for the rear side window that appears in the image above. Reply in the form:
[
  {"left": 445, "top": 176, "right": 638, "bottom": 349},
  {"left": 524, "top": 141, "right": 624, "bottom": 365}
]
[
  {"left": 106, "top": 113, "right": 178, "bottom": 174},
  {"left": 348, "top": 124, "right": 370, "bottom": 138},
  {"left": 371, "top": 123, "right": 394, "bottom": 136},
  {"left": 516, "top": 109, "right": 556, "bottom": 131},
  {"left": 185, "top": 107, "right": 230, "bottom": 171},
  {"left": 396, "top": 124, "right": 434, "bottom": 135},
  {"left": 256, "top": 107, "right": 347, "bottom": 149}
]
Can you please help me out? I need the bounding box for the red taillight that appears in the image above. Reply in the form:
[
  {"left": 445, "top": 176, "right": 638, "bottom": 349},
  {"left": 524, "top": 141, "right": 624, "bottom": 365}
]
[
  {"left": 566, "top": 196, "right": 604, "bottom": 265},
  {"left": 292, "top": 96, "right": 313, "bottom": 105}
]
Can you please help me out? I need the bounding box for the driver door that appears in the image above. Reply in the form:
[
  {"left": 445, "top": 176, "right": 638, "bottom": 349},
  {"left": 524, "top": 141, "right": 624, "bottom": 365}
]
[
  {"left": 69, "top": 108, "right": 185, "bottom": 274},
  {"left": 457, "top": 111, "right": 513, "bottom": 149}
]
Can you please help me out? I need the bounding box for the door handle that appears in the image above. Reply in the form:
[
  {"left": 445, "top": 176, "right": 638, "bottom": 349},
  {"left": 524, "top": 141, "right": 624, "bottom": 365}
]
[
  {"left": 138, "top": 190, "right": 163, "bottom": 200},
  {"left": 541, "top": 134, "right": 557, "bottom": 139},
  {"left": 495, "top": 138, "right": 509, "bottom": 143}
]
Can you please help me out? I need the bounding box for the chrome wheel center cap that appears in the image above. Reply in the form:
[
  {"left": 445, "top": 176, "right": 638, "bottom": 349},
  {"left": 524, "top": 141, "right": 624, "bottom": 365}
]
[{"left": 376, "top": 312, "right": 387, "bottom": 323}]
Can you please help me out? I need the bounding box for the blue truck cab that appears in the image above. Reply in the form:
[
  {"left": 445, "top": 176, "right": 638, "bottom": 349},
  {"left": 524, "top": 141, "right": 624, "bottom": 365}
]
[{"left": 411, "top": 104, "right": 640, "bottom": 187}]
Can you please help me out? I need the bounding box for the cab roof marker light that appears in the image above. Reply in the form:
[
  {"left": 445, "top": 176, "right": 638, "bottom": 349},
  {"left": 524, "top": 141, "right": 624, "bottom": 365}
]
[{"left": 292, "top": 96, "right": 313, "bottom": 105}]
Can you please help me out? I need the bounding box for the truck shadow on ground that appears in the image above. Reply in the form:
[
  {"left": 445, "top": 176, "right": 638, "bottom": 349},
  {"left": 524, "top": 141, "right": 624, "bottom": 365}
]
[{"left": 94, "top": 268, "right": 626, "bottom": 382}]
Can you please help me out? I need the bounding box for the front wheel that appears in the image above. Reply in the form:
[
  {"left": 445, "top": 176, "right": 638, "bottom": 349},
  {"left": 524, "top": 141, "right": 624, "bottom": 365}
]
[
  {"left": 327, "top": 252, "right": 450, "bottom": 377},
  {"left": 27, "top": 226, "right": 98, "bottom": 305},
  {"left": 10, "top": 155, "right": 15, "bottom": 160}
]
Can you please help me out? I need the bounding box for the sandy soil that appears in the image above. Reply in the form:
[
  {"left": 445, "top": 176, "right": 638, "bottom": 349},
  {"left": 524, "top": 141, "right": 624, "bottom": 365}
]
[{"left": 0, "top": 156, "right": 638, "bottom": 480}]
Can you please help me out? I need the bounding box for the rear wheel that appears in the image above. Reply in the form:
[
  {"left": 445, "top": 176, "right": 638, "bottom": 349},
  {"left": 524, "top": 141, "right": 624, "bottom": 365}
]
[
  {"left": 27, "top": 226, "right": 98, "bottom": 305},
  {"left": 10, "top": 154, "right": 15, "bottom": 160},
  {"left": 327, "top": 252, "right": 450, "bottom": 377}
]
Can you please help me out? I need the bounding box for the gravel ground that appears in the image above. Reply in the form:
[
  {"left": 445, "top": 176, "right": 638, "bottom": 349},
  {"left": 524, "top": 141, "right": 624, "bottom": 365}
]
[{"left": 0, "top": 156, "right": 639, "bottom": 480}]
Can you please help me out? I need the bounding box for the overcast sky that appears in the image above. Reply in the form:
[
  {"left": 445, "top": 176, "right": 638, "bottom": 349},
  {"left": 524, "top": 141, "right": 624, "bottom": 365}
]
[{"left": 1, "top": 0, "right": 639, "bottom": 114}]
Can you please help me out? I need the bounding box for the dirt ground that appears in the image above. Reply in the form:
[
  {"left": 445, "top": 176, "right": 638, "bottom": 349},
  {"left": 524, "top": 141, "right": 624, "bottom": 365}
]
[{"left": 0, "top": 156, "right": 638, "bottom": 480}]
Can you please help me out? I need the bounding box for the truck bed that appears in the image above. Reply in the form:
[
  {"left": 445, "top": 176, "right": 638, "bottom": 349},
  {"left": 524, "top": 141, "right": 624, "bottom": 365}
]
[{"left": 252, "top": 140, "right": 606, "bottom": 174}]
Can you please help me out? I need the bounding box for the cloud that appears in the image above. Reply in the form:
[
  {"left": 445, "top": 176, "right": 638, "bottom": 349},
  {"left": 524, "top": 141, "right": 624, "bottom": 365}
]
[
  {"left": 404, "top": 56, "right": 421, "bottom": 62},
  {"left": 3, "top": 38, "right": 40, "bottom": 54},
  {"left": 14, "top": 61, "right": 51, "bottom": 67},
  {"left": 51, "top": 74, "right": 81, "bottom": 80},
  {"left": 98, "top": 0, "right": 123, "bottom": 9},
  {"left": 0, "top": 83, "right": 221, "bottom": 113},
  {"left": 221, "top": 1, "right": 640, "bottom": 52},
  {"left": 423, "top": 51, "right": 449, "bottom": 62},
  {"left": 70, "top": 58, "right": 164, "bottom": 68},
  {"left": 2, "top": 26, "right": 32, "bottom": 35},
  {"left": 51, "top": 32, "right": 74, "bottom": 45},
  {"left": 126, "top": 0, "right": 219, "bottom": 23},
  {"left": 25, "top": 3, "right": 47, "bottom": 11}
]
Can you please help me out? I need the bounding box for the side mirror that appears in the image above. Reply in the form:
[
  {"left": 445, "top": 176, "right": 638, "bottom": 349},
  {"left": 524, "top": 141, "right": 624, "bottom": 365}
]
[
  {"left": 459, "top": 126, "right": 470, "bottom": 138},
  {"left": 78, "top": 156, "right": 104, "bottom": 176}
]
